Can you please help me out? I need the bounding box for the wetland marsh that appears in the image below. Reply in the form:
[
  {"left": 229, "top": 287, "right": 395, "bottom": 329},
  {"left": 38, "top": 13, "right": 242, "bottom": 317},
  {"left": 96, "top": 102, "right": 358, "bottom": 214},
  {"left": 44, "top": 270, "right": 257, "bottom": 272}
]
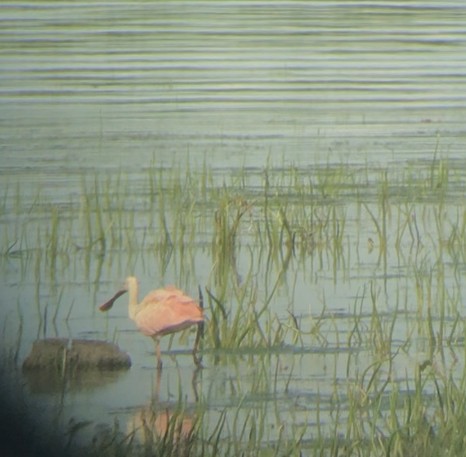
[
  {"left": 1, "top": 1, "right": 466, "bottom": 456},
  {"left": 2, "top": 155, "right": 466, "bottom": 456}
]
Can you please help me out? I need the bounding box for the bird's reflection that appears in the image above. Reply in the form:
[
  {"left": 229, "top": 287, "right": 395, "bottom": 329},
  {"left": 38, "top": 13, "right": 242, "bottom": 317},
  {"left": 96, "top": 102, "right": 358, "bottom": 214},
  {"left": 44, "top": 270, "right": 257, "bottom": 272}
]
[
  {"left": 126, "top": 366, "right": 202, "bottom": 450},
  {"left": 128, "top": 406, "right": 196, "bottom": 448}
]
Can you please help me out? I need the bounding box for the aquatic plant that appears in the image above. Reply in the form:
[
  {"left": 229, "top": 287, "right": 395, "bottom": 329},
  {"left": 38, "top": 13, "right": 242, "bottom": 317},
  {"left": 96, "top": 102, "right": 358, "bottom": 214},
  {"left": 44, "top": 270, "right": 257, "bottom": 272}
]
[{"left": 1, "top": 153, "right": 466, "bottom": 456}]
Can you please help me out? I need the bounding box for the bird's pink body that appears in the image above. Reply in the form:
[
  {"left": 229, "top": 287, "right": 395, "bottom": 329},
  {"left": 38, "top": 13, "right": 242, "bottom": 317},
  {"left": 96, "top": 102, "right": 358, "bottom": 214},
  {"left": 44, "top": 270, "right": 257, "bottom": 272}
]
[
  {"left": 99, "top": 277, "right": 204, "bottom": 368},
  {"left": 134, "top": 285, "right": 203, "bottom": 337}
]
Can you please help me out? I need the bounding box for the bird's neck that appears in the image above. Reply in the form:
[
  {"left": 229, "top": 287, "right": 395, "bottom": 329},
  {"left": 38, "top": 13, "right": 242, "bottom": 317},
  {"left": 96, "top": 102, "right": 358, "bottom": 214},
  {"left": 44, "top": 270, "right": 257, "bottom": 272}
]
[{"left": 127, "top": 279, "right": 139, "bottom": 320}]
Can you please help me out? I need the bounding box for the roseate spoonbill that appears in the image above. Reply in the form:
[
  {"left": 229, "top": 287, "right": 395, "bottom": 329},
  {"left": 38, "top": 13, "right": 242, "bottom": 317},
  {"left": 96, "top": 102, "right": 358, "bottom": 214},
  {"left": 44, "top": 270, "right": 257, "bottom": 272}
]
[{"left": 99, "top": 276, "right": 204, "bottom": 369}]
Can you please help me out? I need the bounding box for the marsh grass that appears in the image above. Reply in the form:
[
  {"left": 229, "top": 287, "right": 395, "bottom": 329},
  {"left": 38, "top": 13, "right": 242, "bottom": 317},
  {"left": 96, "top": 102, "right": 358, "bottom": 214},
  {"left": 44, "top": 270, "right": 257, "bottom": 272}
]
[{"left": 1, "top": 155, "right": 466, "bottom": 455}]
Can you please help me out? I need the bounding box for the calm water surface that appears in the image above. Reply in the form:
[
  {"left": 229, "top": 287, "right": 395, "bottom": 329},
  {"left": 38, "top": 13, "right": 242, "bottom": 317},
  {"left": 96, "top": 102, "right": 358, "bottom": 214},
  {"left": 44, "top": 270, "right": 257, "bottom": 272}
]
[{"left": 1, "top": 0, "right": 466, "bottom": 453}]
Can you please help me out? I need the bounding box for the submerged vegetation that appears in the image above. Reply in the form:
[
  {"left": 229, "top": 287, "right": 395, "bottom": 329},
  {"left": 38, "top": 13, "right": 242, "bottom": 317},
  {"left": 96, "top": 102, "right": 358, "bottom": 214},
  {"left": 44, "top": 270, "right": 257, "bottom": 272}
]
[{"left": 1, "top": 154, "right": 466, "bottom": 455}]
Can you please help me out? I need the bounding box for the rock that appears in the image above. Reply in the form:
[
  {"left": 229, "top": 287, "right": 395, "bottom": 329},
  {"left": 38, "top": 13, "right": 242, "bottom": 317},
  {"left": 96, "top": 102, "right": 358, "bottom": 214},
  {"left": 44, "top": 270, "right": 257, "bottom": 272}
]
[
  {"left": 22, "top": 338, "right": 131, "bottom": 371},
  {"left": 69, "top": 339, "right": 131, "bottom": 370}
]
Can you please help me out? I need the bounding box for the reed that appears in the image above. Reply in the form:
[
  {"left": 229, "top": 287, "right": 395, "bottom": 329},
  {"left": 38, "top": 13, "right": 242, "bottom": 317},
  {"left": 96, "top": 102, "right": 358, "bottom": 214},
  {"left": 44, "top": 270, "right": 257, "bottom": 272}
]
[{"left": 2, "top": 153, "right": 466, "bottom": 456}]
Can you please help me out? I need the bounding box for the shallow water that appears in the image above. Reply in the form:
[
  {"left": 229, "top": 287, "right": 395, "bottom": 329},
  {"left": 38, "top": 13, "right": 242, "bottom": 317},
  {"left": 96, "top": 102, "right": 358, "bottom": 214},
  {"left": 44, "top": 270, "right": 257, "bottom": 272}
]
[{"left": 1, "top": 0, "right": 466, "bottom": 454}]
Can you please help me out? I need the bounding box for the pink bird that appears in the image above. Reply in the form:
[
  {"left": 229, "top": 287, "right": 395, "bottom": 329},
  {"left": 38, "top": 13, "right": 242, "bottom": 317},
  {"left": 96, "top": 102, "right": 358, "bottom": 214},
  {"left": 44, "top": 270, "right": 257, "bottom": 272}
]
[{"left": 99, "top": 276, "right": 204, "bottom": 369}]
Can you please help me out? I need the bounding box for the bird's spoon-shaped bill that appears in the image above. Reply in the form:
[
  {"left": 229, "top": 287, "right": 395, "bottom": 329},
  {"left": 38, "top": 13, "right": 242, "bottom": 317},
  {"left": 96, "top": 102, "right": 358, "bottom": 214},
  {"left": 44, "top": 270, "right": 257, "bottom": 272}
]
[{"left": 99, "top": 289, "right": 127, "bottom": 312}]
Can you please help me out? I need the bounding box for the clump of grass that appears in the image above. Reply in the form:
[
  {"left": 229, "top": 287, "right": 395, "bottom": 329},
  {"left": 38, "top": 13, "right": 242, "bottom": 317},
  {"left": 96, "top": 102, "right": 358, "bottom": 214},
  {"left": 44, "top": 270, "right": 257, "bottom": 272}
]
[{"left": 211, "top": 196, "right": 251, "bottom": 288}]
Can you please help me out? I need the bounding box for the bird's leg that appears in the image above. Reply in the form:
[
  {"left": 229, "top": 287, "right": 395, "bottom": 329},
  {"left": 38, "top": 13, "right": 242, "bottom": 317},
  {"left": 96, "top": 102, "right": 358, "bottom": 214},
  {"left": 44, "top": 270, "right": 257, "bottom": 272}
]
[
  {"left": 152, "top": 336, "right": 162, "bottom": 370},
  {"left": 154, "top": 367, "right": 162, "bottom": 402}
]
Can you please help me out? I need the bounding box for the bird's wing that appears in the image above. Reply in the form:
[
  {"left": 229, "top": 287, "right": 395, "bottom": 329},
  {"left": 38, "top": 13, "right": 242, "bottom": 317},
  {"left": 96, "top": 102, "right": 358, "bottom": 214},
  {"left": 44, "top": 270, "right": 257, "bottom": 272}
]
[
  {"left": 136, "top": 286, "right": 203, "bottom": 337},
  {"left": 141, "top": 285, "right": 192, "bottom": 305}
]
